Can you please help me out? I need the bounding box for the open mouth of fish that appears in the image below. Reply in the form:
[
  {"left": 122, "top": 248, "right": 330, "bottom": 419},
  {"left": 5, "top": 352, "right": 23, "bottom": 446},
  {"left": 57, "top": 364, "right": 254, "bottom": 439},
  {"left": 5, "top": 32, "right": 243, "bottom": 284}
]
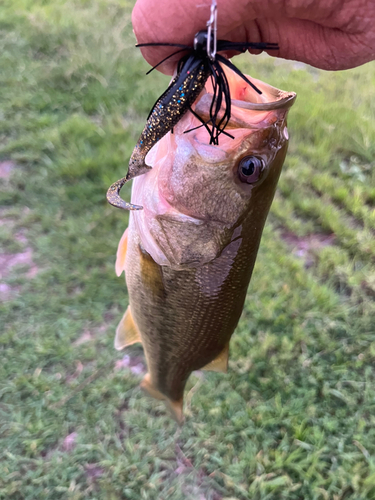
[{"left": 196, "top": 71, "right": 295, "bottom": 123}]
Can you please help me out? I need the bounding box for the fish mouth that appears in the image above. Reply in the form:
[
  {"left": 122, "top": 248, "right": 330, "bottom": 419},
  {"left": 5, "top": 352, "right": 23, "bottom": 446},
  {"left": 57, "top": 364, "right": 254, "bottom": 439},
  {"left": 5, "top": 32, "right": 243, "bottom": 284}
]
[
  {"left": 194, "top": 69, "right": 296, "bottom": 130},
  {"left": 196, "top": 84, "right": 296, "bottom": 113},
  {"left": 231, "top": 90, "right": 296, "bottom": 111},
  {"left": 222, "top": 69, "right": 297, "bottom": 110},
  {"left": 191, "top": 66, "right": 297, "bottom": 136},
  {"left": 231, "top": 74, "right": 296, "bottom": 111}
]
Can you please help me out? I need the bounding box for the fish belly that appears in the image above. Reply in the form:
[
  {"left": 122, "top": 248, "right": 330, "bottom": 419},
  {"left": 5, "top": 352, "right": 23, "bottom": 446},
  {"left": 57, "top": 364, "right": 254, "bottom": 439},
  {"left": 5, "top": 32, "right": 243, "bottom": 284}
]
[{"left": 124, "top": 223, "right": 252, "bottom": 407}]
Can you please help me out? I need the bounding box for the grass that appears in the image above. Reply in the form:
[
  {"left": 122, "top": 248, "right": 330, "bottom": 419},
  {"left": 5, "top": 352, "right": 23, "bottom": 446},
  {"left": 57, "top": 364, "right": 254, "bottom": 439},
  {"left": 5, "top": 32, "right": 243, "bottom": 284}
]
[{"left": 0, "top": 1, "right": 374, "bottom": 498}]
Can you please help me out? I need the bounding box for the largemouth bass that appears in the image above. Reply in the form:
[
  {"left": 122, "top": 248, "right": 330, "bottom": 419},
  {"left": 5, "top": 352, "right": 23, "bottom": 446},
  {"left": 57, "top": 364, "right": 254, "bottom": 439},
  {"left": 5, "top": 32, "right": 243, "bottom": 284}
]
[{"left": 115, "top": 67, "right": 296, "bottom": 423}]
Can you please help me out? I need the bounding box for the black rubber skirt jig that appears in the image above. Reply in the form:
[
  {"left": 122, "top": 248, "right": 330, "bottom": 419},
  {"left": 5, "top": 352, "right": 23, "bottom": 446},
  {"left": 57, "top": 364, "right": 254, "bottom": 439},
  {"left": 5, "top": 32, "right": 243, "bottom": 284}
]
[{"left": 107, "top": 0, "right": 279, "bottom": 210}]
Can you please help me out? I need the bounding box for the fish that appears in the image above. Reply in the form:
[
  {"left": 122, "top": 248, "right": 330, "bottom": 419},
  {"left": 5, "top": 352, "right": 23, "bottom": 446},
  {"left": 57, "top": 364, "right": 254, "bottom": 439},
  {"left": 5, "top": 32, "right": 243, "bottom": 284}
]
[{"left": 114, "top": 65, "right": 296, "bottom": 423}]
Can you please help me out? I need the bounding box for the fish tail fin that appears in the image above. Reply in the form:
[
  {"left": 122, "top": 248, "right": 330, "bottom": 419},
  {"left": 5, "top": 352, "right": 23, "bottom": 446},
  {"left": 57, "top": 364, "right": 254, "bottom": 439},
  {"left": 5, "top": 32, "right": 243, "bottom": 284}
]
[
  {"left": 167, "top": 399, "right": 184, "bottom": 426},
  {"left": 140, "top": 373, "right": 164, "bottom": 400},
  {"left": 114, "top": 306, "right": 142, "bottom": 350},
  {"left": 201, "top": 342, "right": 229, "bottom": 373},
  {"left": 140, "top": 373, "right": 184, "bottom": 425}
]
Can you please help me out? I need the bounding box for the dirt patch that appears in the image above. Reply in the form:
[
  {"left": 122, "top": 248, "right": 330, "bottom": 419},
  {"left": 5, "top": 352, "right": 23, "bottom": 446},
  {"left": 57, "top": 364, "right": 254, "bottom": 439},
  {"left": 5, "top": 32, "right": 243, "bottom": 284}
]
[
  {"left": 62, "top": 432, "right": 78, "bottom": 452},
  {"left": 0, "top": 248, "right": 34, "bottom": 279},
  {"left": 85, "top": 463, "right": 104, "bottom": 480},
  {"left": 0, "top": 245, "right": 33, "bottom": 300},
  {"left": 0, "top": 282, "right": 22, "bottom": 300},
  {"left": 0, "top": 245, "right": 39, "bottom": 299},
  {"left": 0, "top": 160, "right": 16, "bottom": 179},
  {"left": 0, "top": 220, "right": 39, "bottom": 299},
  {"left": 115, "top": 353, "right": 146, "bottom": 375},
  {"left": 71, "top": 321, "right": 111, "bottom": 347},
  {"left": 281, "top": 231, "right": 336, "bottom": 267},
  {"left": 72, "top": 330, "right": 93, "bottom": 346}
]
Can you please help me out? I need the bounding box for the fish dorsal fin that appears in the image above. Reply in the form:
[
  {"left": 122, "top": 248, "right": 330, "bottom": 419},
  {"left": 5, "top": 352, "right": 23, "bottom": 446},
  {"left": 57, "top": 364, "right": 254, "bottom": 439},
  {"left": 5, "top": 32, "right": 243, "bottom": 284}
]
[
  {"left": 114, "top": 306, "right": 142, "bottom": 350},
  {"left": 140, "top": 373, "right": 184, "bottom": 425},
  {"left": 201, "top": 342, "right": 229, "bottom": 373},
  {"left": 115, "top": 227, "right": 128, "bottom": 277}
]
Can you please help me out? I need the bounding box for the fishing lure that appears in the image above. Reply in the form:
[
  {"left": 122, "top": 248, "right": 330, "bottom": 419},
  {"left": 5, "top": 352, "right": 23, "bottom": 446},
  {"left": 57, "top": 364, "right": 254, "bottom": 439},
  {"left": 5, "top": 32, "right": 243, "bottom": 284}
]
[{"left": 106, "top": 0, "right": 279, "bottom": 210}]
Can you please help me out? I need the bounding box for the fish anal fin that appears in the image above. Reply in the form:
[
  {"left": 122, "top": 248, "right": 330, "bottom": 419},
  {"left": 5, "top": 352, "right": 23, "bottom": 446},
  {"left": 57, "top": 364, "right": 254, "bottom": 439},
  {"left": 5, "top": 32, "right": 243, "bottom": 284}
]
[
  {"left": 140, "top": 373, "right": 184, "bottom": 425},
  {"left": 115, "top": 227, "right": 128, "bottom": 277},
  {"left": 201, "top": 342, "right": 229, "bottom": 373},
  {"left": 114, "top": 306, "right": 142, "bottom": 351}
]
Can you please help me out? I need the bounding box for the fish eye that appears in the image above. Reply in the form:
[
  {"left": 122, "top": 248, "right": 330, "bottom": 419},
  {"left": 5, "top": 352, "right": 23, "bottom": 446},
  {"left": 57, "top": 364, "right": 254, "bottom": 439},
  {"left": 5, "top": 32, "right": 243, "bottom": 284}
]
[{"left": 238, "top": 156, "right": 265, "bottom": 184}]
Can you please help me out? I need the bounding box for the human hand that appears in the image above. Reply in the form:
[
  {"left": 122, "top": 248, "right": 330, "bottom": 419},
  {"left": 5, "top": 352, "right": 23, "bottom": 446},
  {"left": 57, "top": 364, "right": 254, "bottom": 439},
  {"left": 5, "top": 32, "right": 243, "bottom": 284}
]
[{"left": 132, "top": 0, "right": 375, "bottom": 73}]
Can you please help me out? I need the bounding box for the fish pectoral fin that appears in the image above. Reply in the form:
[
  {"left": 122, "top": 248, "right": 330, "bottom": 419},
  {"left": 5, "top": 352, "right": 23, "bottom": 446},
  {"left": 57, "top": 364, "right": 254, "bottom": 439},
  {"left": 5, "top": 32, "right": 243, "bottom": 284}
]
[
  {"left": 201, "top": 342, "right": 229, "bottom": 373},
  {"left": 138, "top": 245, "right": 165, "bottom": 298},
  {"left": 115, "top": 227, "right": 128, "bottom": 277},
  {"left": 114, "top": 306, "right": 142, "bottom": 351},
  {"left": 140, "top": 373, "right": 184, "bottom": 425}
]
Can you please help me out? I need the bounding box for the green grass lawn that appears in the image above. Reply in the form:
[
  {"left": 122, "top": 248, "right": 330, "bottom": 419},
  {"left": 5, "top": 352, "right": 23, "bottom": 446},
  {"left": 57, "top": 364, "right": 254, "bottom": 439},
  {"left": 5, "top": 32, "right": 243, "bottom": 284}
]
[{"left": 1, "top": 1, "right": 375, "bottom": 498}]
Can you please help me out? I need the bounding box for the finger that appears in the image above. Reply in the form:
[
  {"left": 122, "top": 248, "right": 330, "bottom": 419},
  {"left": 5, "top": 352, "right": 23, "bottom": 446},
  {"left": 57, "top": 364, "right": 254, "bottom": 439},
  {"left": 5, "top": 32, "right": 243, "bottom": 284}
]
[
  {"left": 132, "top": 0, "right": 259, "bottom": 74},
  {"left": 132, "top": 0, "right": 375, "bottom": 73},
  {"left": 256, "top": 17, "right": 375, "bottom": 70}
]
